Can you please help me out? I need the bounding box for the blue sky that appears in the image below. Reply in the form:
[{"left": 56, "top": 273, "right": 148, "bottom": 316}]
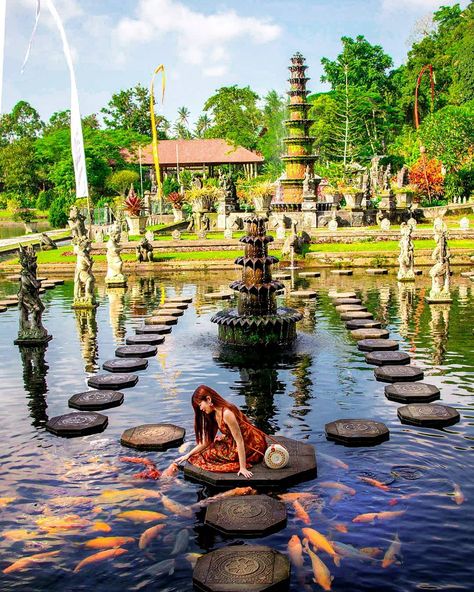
[{"left": 2, "top": 0, "right": 468, "bottom": 128}]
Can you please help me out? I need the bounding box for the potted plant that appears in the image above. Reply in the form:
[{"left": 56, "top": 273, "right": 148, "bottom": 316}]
[
  {"left": 14, "top": 208, "right": 37, "bottom": 233},
  {"left": 185, "top": 186, "right": 220, "bottom": 213},
  {"left": 167, "top": 191, "right": 185, "bottom": 222},
  {"left": 252, "top": 181, "right": 275, "bottom": 215},
  {"left": 337, "top": 182, "right": 363, "bottom": 209},
  {"left": 124, "top": 184, "right": 147, "bottom": 235}
]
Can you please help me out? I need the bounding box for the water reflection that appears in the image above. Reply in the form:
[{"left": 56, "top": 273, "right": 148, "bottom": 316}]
[
  {"left": 73, "top": 307, "right": 98, "bottom": 372},
  {"left": 107, "top": 286, "right": 127, "bottom": 342},
  {"left": 288, "top": 353, "right": 313, "bottom": 417},
  {"left": 18, "top": 344, "right": 49, "bottom": 427},
  {"left": 397, "top": 282, "right": 416, "bottom": 338},
  {"left": 429, "top": 303, "right": 451, "bottom": 366}
]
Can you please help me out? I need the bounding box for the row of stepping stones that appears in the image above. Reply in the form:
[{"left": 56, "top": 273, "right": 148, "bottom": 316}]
[
  {"left": 324, "top": 290, "right": 459, "bottom": 446},
  {"left": 46, "top": 295, "right": 193, "bottom": 437},
  {"left": 0, "top": 276, "right": 64, "bottom": 312}
]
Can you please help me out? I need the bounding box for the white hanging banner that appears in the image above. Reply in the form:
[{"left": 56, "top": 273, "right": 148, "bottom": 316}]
[
  {"left": 21, "top": 0, "right": 41, "bottom": 74},
  {"left": 0, "top": 0, "right": 7, "bottom": 114}
]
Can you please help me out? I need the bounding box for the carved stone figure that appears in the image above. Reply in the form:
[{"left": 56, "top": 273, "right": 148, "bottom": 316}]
[
  {"left": 192, "top": 175, "right": 203, "bottom": 189},
  {"left": 397, "top": 222, "right": 415, "bottom": 281},
  {"left": 231, "top": 217, "right": 244, "bottom": 231},
  {"left": 171, "top": 229, "right": 181, "bottom": 240},
  {"left": 428, "top": 220, "right": 452, "bottom": 303},
  {"left": 68, "top": 205, "right": 88, "bottom": 243},
  {"left": 73, "top": 237, "right": 97, "bottom": 308},
  {"left": 201, "top": 213, "right": 211, "bottom": 232},
  {"left": 397, "top": 165, "right": 409, "bottom": 188},
  {"left": 15, "top": 245, "right": 51, "bottom": 344},
  {"left": 380, "top": 218, "right": 391, "bottom": 232},
  {"left": 136, "top": 237, "right": 154, "bottom": 262},
  {"left": 40, "top": 233, "right": 57, "bottom": 250},
  {"left": 105, "top": 224, "right": 127, "bottom": 287},
  {"left": 382, "top": 164, "right": 392, "bottom": 191}
]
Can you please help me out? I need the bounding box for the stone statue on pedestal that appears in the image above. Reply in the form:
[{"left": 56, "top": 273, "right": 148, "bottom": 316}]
[
  {"left": 40, "top": 233, "right": 57, "bottom": 250},
  {"left": 15, "top": 245, "right": 52, "bottom": 345},
  {"left": 105, "top": 224, "right": 127, "bottom": 287},
  {"left": 136, "top": 237, "right": 154, "bottom": 262},
  {"left": 73, "top": 237, "right": 97, "bottom": 308},
  {"left": 397, "top": 222, "right": 415, "bottom": 282},
  {"left": 68, "top": 205, "right": 88, "bottom": 242},
  {"left": 397, "top": 165, "right": 409, "bottom": 188},
  {"left": 427, "top": 220, "right": 452, "bottom": 303}
]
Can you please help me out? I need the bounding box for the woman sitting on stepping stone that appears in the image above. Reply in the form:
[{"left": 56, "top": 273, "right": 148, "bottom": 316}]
[{"left": 175, "top": 385, "right": 267, "bottom": 478}]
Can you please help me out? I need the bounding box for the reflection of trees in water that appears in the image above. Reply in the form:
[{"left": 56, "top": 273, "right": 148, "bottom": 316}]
[
  {"left": 74, "top": 307, "right": 98, "bottom": 372},
  {"left": 19, "top": 344, "right": 49, "bottom": 427},
  {"left": 429, "top": 303, "right": 450, "bottom": 366},
  {"left": 107, "top": 287, "right": 126, "bottom": 342},
  {"left": 397, "top": 282, "right": 416, "bottom": 338},
  {"left": 287, "top": 353, "right": 313, "bottom": 417},
  {"left": 377, "top": 286, "right": 391, "bottom": 325}
]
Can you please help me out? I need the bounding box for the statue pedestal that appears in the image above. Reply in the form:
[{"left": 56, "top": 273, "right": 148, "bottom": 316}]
[
  {"left": 379, "top": 191, "right": 395, "bottom": 210},
  {"left": 72, "top": 298, "right": 98, "bottom": 309},
  {"left": 105, "top": 277, "right": 127, "bottom": 288},
  {"left": 126, "top": 215, "right": 147, "bottom": 235},
  {"left": 425, "top": 293, "right": 453, "bottom": 304},
  {"left": 397, "top": 274, "right": 416, "bottom": 282},
  {"left": 14, "top": 334, "right": 52, "bottom": 346}
]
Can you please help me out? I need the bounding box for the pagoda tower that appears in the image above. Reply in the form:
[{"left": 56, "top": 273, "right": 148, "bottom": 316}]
[{"left": 281, "top": 52, "right": 318, "bottom": 205}]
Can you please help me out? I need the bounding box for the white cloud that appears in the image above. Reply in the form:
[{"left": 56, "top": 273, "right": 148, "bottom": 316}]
[
  {"left": 382, "top": 0, "right": 452, "bottom": 11},
  {"left": 114, "top": 0, "right": 281, "bottom": 74}
]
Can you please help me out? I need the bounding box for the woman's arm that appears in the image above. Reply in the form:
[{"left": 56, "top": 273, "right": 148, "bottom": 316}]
[
  {"left": 224, "top": 409, "right": 253, "bottom": 479},
  {"left": 175, "top": 441, "right": 209, "bottom": 464}
]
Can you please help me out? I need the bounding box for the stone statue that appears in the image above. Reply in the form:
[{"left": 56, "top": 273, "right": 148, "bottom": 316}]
[
  {"left": 382, "top": 164, "right": 392, "bottom": 191},
  {"left": 40, "top": 233, "right": 57, "bottom": 250},
  {"left": 201, "top": 213, "right": 211, "bottom": 232},
  {"left": 136, "top": 237, "right": 154, "bottom": 262},
  {"left": 68, "top": 205, "right": 88, "bottom": 243},
  {"left": 192, "top": 175, "right": 203, "bottom": 189},
  {"left": 231, "top": 217, "right": 244, "bottom": 231},
  {"left": 427, "top": 220, "right": 452, "bottom": 303},
  {"left": 105, "top": 224, "right": 127, "bottom": 287},
  {"left": 397, "top": 165, "right": 409, "bottom": 188},
  {"left": 15, "top": 245, "right": 51, "bottom": 345},
  {"left": 149, "top": 168, "right": 157, "bottom": 194},
  {"left": 303, "top": 165, "right": 311, "bottom": 194},
  {"left": 397, "top": 222, "right": 415, "bottom": 281},
  {"left": 73, "top": 237, "right": 97, "bottom": 308}
]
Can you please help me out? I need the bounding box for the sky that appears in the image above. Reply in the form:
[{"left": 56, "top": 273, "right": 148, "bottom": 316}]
[{"left": 2, "top": 0, "right": 469, "bottom": 128}]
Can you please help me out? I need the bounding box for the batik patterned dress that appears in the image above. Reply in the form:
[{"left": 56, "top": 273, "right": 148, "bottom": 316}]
[{"left": 188, "top": 414, "right": 267, "bottom": 473}]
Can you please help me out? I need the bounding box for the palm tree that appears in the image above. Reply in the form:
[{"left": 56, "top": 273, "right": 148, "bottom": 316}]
[{"left": 194, "top": 114, "right": 212, "bottom": 138}]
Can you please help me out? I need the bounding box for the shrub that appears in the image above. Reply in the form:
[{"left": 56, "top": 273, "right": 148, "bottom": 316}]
[
  {"left": 35, "top": 190, "right": 54, "bottom": 211},
  {"left": 106, "top": 169, "right": 140, "bottom": 196},
  {"left": 48, "top": 195, "right": 70, "bottom": 228},
  {"left": 163, "top": 176, "right": 180, "bottom": 196},
  {"left": 408, "top": 156, "right": 444, "bottom": 203}
]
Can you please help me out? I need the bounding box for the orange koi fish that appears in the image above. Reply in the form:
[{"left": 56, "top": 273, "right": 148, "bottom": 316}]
[
  {"left": 91, "top": 521, "right": 112, "bottom": 533},
  {"left": 318, "top": 452, "right": 349, "bottom": 470},
  {"left": 119, "top": 456, "right": 156, "bottom": 467},
  {"left": 161, "top": 462, "right": 179, "bottom": 479},
  {"left": 184, "top": 552, "right": 203, "bottom": 568},
  {"left": 99, "top": 488, "right": 161, "bottom": 503},
  {"left": 3, "top": 551, "right": 60, "bottom": 574},
  {"left": 360, "top": 547, "right": 383, "bottom": 558},
  {"left": 0, "top": 497, "right": 16, "bottom": 508},
  {"left": 73, "top": 547, "right": 128, "bottom": 573},
  {"left": 329, "top": 492, "right": 344, "bottom": 506},
  {"left": 139, "top": 523, "right": 166, "bottom": 550},
  {"left": 352, "top": 510, "right": 406, "bottom": 523},
  {"left": 287, "top": 534, "right": 304, "bottom": 569},
  {"left": 133, "top": 467, "right": 161, "bottom": 480},
  {"left": 3, "top": 529, "right": 39, "bottom": 542},
  {"left": 278, "top": 492, "right": 320, "bottom": 503},
  {"left": 85, "top": 536, "right": 135, "bottom": 549},
  {"left": 49, "top": 496, "right": 92, "bottom": 508},
  {"left": 36, "top": 514, "right": 91, "bottom": 532},
  {"left": 293, "top": 500, "right": 311, "bottom": 525},
  {"left": 301, "top": 528, "right": 341, "bottom": 566},
  {"left": 358, "top": 477, "right": 391, "bottom": 492},
  {"left": 117, "top": 510, "right": 167, "bottom": 523},
  {"left": 382, "top": 534, "right": 402, "bottom": 568},
  {"left": 303, "top": 539, "right": 333, "bottom": 591},
  {"left": 161, "top": 494, "right": 193, "bottom": 518},
  {"left": 197, "top": 486, "right": 257, "bottom": 507},
  {"left": 452, "top": 483, "right": 465, "bottom": 505},
  {"left": 318, "top": 482, "right": 356, "bottom": 496}
]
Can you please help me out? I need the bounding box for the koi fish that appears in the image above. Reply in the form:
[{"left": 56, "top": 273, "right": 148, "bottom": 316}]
[
  {"left": 3, "top": 529, "right": 39, "bottom": 541},
  {"left": 197, "top": 486, "right": 257, "bottom": 507},
  {"left": 171, "top": 528, "right": 189, "bottom": 556},
  {"left": 352, "top": 510, "right": 406, "bottom": 523},
  {"left": 49, "top": 496, "right": 92, "bottom": 508},
  {"left": 139, "top": 558, "right": 175, "bottom": 578},
  {"left": 303, "top": 539, "right": 333, "bottom": 591},
  {"left": 388, "top": 492, "right": 427, "bottom": 506},
  {"left": 84, "top": 536, "right": 135, "bottom": 549},
  {"left": 452, "top": 483, "right": 465, "bottom": 505},
  {"left": 382, "top": 534, "right": 402, "bottom": 568},
  {"left": 0, "top": 497, "right": 16, "bottom": 508},
  {"left": 36, "top": 514, "right": 91, "bottom": 532},
  {"left": 279, "top": 492, "right": 320, "bottom": 503},
  {"left": 301, "top": 528, "right": 341, "bottom": 566},
  {"left": 287, "top": 534, "right": 304, "bottom": 569},
  {"left": 138, "top": 523, "right": 166, "bottom": 550},
  {"left": 161, "top": 494, "right": 193, "bottom": 518},
  {"left": 99, "top": 488, "right": 161, "bottom": 503},
  {"left": 318, "top": 482, "right": 356, "bottom": 496},
  {"left": 63, "top": 463, "right": 117, "bottom": 480},
  {"left": 358, "top": 477, "right": 391, "bottom": 492},
  {"left": 3, "top": 551, "right": 60, "bottom": 574},
  {"left": 360, "top": 547, "right": 383, "bottom": 558},
  {"left": 184, "top": 553, "right": 202, "bottom": 568},
  {"left": 73, "top": 547, "right": 128, "bottom": 573},
  {"left": 293, "top": 500, "right": 311, "bottom": 525},
  {"left": 332, "top": 541, "right": 377, "bottom": 563},
  {"left": 161, "top": 462, "right": 179, "bottom": 479},
  {"left": 329, "top": 492, "right": 344, "bottom": 506},
  {"left": 119, "top": 456, "right": 155, "bottom": 467},
  {"left": 313, "top": 513, "right": 348, "bottom": 534},
  {"left": 92, "top": 521, "right": 112, "bottom": 533},
  {"left": 318, "top": 452, "right": 349, "bottom": 470},
  {"left": 133, "top": 467, "right": 162, "bottom": 480},
  {"left": 117, "top": 510, "right": 167, "bottom": 523}
]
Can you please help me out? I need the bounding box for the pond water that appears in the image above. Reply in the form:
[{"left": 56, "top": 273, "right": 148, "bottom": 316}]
[
  {"left": 0, "top": 270, "right": 473, "bottom": 591},
  {"left": 0, "top": 221, "right": 51, "bottom": 240}
]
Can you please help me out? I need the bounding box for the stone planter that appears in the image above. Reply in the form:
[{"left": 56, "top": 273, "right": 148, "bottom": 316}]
[
  {"left": 395, "top": 192, "right": 413, "bottom": 208},
  {"left": 126, "top": 215, "right": 147, "bottom": 235},
  {"left": 172, "top": 208, "right": 183, "bottom": 222},
  {"left": 191, "top": 196, "right": 214, "bottom": 213},
  {"left": 253, "top": 194, "right": 273, "bottom": 215},
  {"left": 24, "top": 221, "right": 38, "bottom": 233},
  {"left": 343, "top": 192, "right": 363, "bottom": 209}
]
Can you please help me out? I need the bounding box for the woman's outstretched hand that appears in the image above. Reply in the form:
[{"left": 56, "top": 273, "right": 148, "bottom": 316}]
[
  {"left": 237, "top": 467, "right": 253, "bottom": 479},
  {"left": 175, "top": 455, "right": 189, "bottom": 465}
]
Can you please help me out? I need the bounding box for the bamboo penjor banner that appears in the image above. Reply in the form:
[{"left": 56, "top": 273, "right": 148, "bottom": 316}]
[
  {"left": 0, "top": 0, "right": 6, "bottom": 113},
  {"left": 150, "top": 64, "right": 166, "bottom": 202}
]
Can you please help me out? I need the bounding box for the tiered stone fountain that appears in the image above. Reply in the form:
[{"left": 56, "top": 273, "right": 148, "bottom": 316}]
[{"left": 211, "top": 216, "right": 302, "bottom": 346}]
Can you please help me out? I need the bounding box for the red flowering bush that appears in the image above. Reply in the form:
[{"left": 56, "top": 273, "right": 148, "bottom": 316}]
[
  {"left": 167, "top": 192, "right": 184, "bottom": 210},
  {"left": 124, "top": 185, "right": 143, "bottom": 216},
  {"left": 408, "top": 156, "right": 444, "bottom": 203}
]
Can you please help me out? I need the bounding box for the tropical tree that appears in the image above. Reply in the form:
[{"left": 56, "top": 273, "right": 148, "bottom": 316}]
[
  {"left": 0, "top": 101, "right": 44, "bottom": 145},
  {"left": 0, "top": 137, "right": 39, "bottom": 201},
  {"left": 257, "top": 90, "right": 286, "bottom": 176},
  {"left": 194, "top": 114, "right": 211, "bottom": 138},
  {"left": 106, "top": 170, "right": 140, "bottom": 196}
]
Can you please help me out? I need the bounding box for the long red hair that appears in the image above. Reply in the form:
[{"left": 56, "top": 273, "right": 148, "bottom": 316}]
[{"left": 192, "top": 385, "right": 249, "bottom": 444}]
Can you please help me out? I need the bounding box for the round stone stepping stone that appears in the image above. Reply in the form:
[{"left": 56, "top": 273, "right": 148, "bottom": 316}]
[
  {"left": 374, "top": 365, "right": 423, "bottom": 383},
  {"left": 49, "top": 279, "right": 64, "bottom": 285},
  {"left": 367, "top": 268, "right": 388, "bottom": 275},
  {"left": 325, "top": 419, "right": 389, "bottom": 446},
  {"left": 145, "top": 316, "right": 178, "bottom": 326},
  {"left": 273, "top": 273, "right": 291, "bottom": 280},
  {"left": 331, "top": 269, "right": 353, "bottom": 275},
  {"left": 336, "top": 304, "right": 367, "bottom": 313},
  {"left": 161, "top": 302, "right": 188, "bottom": 309},
  {"left": 204, "top": 291, "right": 234, "bottom": 300},
  {"left": 205, "top": 495, "right": 287, "bottom": 536},
  {"left": 166, "top": 296, "right": 193, "bottom": 303},
  {"left": 351, "top": 328, "right": 389, "bottom": 340},
  {"left": 329, "top": 291, "right": 356, "bottom": 299},
  {"left": 136, "top": 324, "right": 171, "bottom": 335},
  {"left": 365, "top": 351, "right": 410, "bottom": 366},
  {"left": 121, "top": 423, "right": 185, "bottom": 450},
  {"left": 126, "top": 334, "right": 165, "bottom": 346},
  {"left": 152, "top": 307, "right": 183, "bottom": 317},
  {"left": 333, "top": 297, "right": 362, "bottom": 306},
  {"left": 6, "top": 274, "right": 20, "bottom": 281},
  {"left": 46, "top": 412, "right": 108, "bottom": 437},
  {"left": 193, "top": 545, "right": 290, "bottom": 592},
  {"left": 0, "top": 306, "right": 6, "bottom": 313},
  {"left": 41, "top": 282, "right": 56, "bottom": 290},
  {"left": 37, "top": 277, "right": 48, "bottom": 282},
  {"left": 0, "top": 300, "right": 18, "bottom": 307},
  {"left": 116, "top": 345, "right": 157, "bottom": 358},
  {"left": 346, "top": 319, "right": 382, "bottom": 329},
  {"left": 385, "top": 382, "right": 440, "bottom": 403},
  {"left": 460, "top": 271, "right": 474, "bottom": 278},
  {"left": 397, "top": 404, "right": 460, "bottom": 428},
  {"left": 88, "top": 373, "right": 138, "bottom": 390},
  {"left": 289, "top": 290, "right": 317, "bottom": 298},
  {"left": 68, "top": 390, "right": 124, "bottom": 410},
  {"left": 299, "top": 271, "right": 321, "bottom": 277},
  {"left": 340, "top": 311, "right": 373, "bottom": 320},
  {"left": 358, "top": 339, "right": 399, "bottom": 352},
  {"left": 103, "top": 358, "right": 148, "bottom": 372}
]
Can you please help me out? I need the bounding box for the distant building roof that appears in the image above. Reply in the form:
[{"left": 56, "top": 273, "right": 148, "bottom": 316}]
[{"left": 123, "top": 139, "right": 264, "bottom": 167}]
